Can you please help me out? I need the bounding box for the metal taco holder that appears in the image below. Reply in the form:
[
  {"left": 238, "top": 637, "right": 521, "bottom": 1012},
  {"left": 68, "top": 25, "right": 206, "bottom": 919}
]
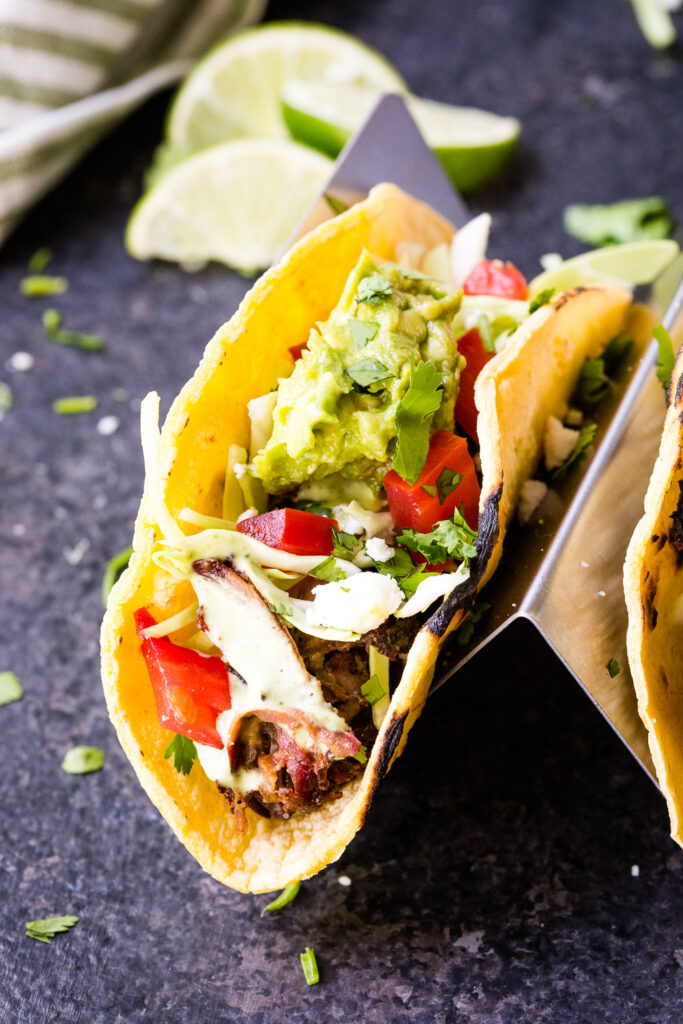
[{"left": 287, "top": 95, "right": 683, "bottom": 784}]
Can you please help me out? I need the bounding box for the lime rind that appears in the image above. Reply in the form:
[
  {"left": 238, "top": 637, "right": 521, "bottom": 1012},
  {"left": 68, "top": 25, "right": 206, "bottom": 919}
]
[{"left": 528, "top": 239, "right": 680, "bottom": 297}]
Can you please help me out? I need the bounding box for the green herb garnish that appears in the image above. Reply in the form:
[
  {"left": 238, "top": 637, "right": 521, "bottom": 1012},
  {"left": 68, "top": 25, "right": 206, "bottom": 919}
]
[
  {"left": 606, "top": 657, "right": 621, "bottom": 678},
  {"left": 20, "top": 275, "right": 68, "bottom": 297},
  {"left": 291, "top": 499, "right": 334, "bottom": 518},
  {"left": 456, "top": 602, "right": 491, "bottom": 646},
  {"left": 300, "top": 946, "right": 320, "bottom": 985},
  {"left": 347, "top": 318, "right": 379, "bottom": 349},
  {"left": 374, "top": 547, "right": 439, "bottom": 596},
  {"left": 164, "top": 734, "right": 197, "bottom": 775},
  {"left": 0, "top": 671, "right": 23, "bottom": 705},
  {"left": 52, "top": 396, "right": 98, "bottom": 415},
  {"left": 324, "top": 193, "right": 348, "bottom": 215},
  {"left": 551, "top": 423, "right": 598, "bottom": 478},
  {"left": 28, "top": 247, "right": 52, "bottom": 272},
  {"left": 653, "top": 324, "right": 675, "bottom": 391},
  {"left": 435, "top": 467, "right": 463, "bottom": 505},
  {"left": 310, "top": 556, "right": 346, "bottom": 582},
  {"left": 353, "top": 745, "right": 368, "bottom": 764},
  {"left": 331, "top": 529, "right": 363, "bottom": 561},
  {"left": 392, "top": 358, "right": 442, "bottom": 484},
  {"left": 261, "top": 881, "right": 301, "bottom": 916},
  {"left": 564, "top": 197, "right": 673, "bottom": 246},
  {"left": 528, "top": 288, "right": 555, "bottom": 314},
  {"left": 575, "top": 331, "right": 633, "bottom": 408},
  {"left": 421, "top": 484, "right": 437, "bottom": 498},
  {"left": 43, "top": 309, "right": 104, "bottom": 352},
  {"left": 397, "top": 508, "right": 477, "bottom": 567},
  {"left": 26, "top": 915, "right": 79, "bottom": 944},
  {"left": 0, "top": 381, "right": 13, "bottom": 416},
  {"left": 61, "top": 746, "right": 105, "bottom": 775},
  {"left": 102, "top": 545, "right": 133, "bottom": 606},
  {"left": 360, "top": 674, "right": 385, "bottom": 706},
  {"left": 345, "top": 357, "right": 392, "bottom": 389},
  {"left": 356, "top": 273, "right": 392, "bottom": 305}
]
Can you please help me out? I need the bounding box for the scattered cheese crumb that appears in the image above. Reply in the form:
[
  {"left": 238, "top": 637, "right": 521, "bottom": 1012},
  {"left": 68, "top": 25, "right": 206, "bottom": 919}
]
[
  {"left": 97, "top": 415, "right": 119, "bottom": 436},
  {"left": 517, "top": 479, "right": 548, "bottom": 524},
  {"left": 7, "top": 351, "right": 34, "bottom": 372},
  {"left": 338, "top": 875, "right": 352, "bottom": 887},
  {"left": 580, "top": 561, "right": 589, "bottom": 568},
  {"left": 333, "top": 504, "right": 364, "bottom": 536},
  {"left": 539, "top": 252, "right": 564, "bottom": 272},
  {"left": 598, "top": 590, "right": 606, "bottom": 597},
  {"left": 544, "top": 415, "right": 579, "bottom": 471},
  {"left": 631, "top": 864, "right": 640, "bottom": 877},
  {"left": 308, "top": 572, "right": 403, "bottom": 634},
  {"left": 63, "top": 538, "right": 90, "bottom": 565},
  {"left": 12, "top": 523, "right": 26, "bottom": 537},
  {"left": 365, "top": 537, "right": 394, "bottom": 562},
  {"left": 93, "top": 494, "right": 107, "bottom": 510}
]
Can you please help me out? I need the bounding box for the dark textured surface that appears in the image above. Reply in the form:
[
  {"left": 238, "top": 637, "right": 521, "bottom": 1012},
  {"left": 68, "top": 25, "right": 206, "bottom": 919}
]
[{"left": 2, "top": 1, "right": 683, "bottom": 1021}]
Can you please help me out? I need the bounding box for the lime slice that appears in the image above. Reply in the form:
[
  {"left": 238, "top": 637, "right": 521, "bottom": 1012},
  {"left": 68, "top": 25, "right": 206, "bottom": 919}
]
[
  {"left": 281, "top": 80, "right": 520, "bottom": 192},
  {"left": 126, "top": 139, "right": 333, "bottom": 273},
  {"left": 167, "top": 22, "right": 406, "bottom": 150},
  {"left": 528, "top": 240, "right": 680, "bottom": 298}
]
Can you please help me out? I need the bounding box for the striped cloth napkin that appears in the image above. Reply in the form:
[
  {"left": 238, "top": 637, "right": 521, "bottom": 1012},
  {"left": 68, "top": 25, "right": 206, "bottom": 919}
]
[{"left": 0, "top": 0, "right": 266, "bottom": 246}]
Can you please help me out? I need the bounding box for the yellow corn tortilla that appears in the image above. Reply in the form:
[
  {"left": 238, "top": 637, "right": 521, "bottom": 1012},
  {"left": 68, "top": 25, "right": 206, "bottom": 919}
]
[
  {"left": 101, "top": 183, "right": 631, "bottom": 892},
  {"left": 624, "top": 347, "right": 683, "bottom": 844}
]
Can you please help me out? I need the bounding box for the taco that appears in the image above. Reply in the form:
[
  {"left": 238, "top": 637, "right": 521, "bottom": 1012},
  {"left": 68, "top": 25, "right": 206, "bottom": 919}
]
[
  {"left": 101, "top": 183, "right": 631, "bottom": 893},
  {"left": 624, "top": 344, "right": 683, "bottom": 844}
]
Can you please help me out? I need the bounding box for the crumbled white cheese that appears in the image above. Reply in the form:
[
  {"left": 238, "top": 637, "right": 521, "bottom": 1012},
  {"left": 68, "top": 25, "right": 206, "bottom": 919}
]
[
  {"left": 338, "top": 875, "right": 352, "bottom": 887},
  {"left": 365, "top": 537, "right": 394, "bottom": 563},
  {"left": 544, "top": 415, "right": 579, "bottom": 471},
  {"left": 308, "top": 572, "right": 403, "bottom": 634},
  {"left": 539, "top": 252, "right": 564, "bottom": 272},
  {"left": 63, "top": 538, "right": 90, "bottom": 565},
  {"left": 564, "top": 407, "right": 583, "bottom": 427},
  {"left": 631, "top": 864, "right": 640, "bottom": 877},
  {"left": 97, "top": 415, "right": 119, "bottom": 436},
  {"left": 7, "top": 351, "right": 34, "bottom": 372},
  {"left": 517, "top": 479, "right": 548, "bottom": 524},
  {"left": 334, "top": 500, "right": 393, "bottom": 539},
  {"left": 333, "top": 504, "right": 364, "bottom": 535},
  {"left": 396, "top": 565, "right": 469, "bottom": 618},
  {"left": 450, "top": 212, "right": 492, "bottom": 287}
]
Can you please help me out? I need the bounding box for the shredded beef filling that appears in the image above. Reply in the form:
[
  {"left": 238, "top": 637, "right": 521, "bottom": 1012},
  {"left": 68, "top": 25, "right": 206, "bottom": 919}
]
[{"left": 219, "top": 615, "right": 419, "bottom": 824}]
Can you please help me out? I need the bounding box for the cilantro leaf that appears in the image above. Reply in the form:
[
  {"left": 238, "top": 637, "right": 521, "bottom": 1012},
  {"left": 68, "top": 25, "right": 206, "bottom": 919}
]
[
  {"left": 551, "top": 423, "right": 597, "bottom": 478},
  {"left": 310, "top": 556, "right": 346, "bottom": 582},
  {"left": 422, "top": 484, "right": 437, "bottom": 498},
  {"left": 324, "top": 193, "right": 348, "bottom": 216},
  {"left": 291, "top": 499, "right": 333, "bottom": 517},
  {"left": 356, "top": 273, "right": 392, "bottom": 305},
  {"left": 360, "top": 674, "right": 385, "bottom": 705},
  {"left": 348, "top": 318, "right": 379, "bottom": 349},
  {"left": 353, "top": 745, "right": 368, "bottom": 764},
  {"left": 654, "top": 324, "right": 675, "bottom": 391},
  {"left": 528, "top": 288, "right": 555, "bottom": 314},
  {"left": 435, "top": 468, "right": 463, "bottom": 505},
  {"left": 373, "top": 547, "right": 440, "bottom": 596},
  {"left": 164, "top": 734, "right": 197, "bottom": 776},
  {"left": 456, "top": 602, "right": 491, "bottom": 646},
  {"left": 345, "top": 358, "right": 392, "bottom": 389},
  {"left": 331, "top": 529, "right": 363, "bottom": 561},
  {"left": 392, "top": 359, "right": 443, "bottom": 484},
  {"left": 26, "top": 915, "right": 79, "bottom": 944},
  {"left": 261, "top": 881, "right": 301, "bottom": 916},
  {"left": 602, "top": 331, "right": 633, "bottom": 371},
  {"left": 0, "top": 670, "right": 22, "bottom": 705},
  {"left": 564, "top": 197, "right": 673, "bottom": 247},
  {"left": 576, "top": 356, "right": 611, "bottom": 408},
  {"left": 102, "top": 545, "right": 133, "bottom": 607},
  {"left": 606, "top": 657, "right": 621, "bottom": 678},
  {"left": 397, "top": 508, "right": 478, "bottom": 567},
  {"left": 61, "top": 746, "right": 105, "bottom": 774}
]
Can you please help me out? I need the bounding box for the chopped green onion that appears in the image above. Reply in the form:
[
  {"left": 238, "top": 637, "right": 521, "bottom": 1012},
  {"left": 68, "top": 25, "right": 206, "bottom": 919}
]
[
  {"left": 324, "top": 193, "right": 348, "bottom": 215},
  {"left": 353, "top": 745, "right": 368, "bottom": 765},
  {"left": 61, "top": 745, "right": 105, "bottom": 774},
  {"left": 28, "top": 247, "right": 52, "bottom": 272},
  {"left": 360, "top": 674, "right": 385, "bottom": 706},
  {"left": 20, "top": 275, "right": 68, "bottom": 297},
  {"left": 261, "top": 881, "right": 301, "bottom": 916},
  {"left": 101, "top": 545, "right": 133, "bottom": 606},
  {"left": 0, "top": 381, "right": 13, "bottom": 417},
  {"left": 528, "top": 288, "right": 555, "bottom": 314},
  {"left": 300, "top": 946, "right": 320, "bottom": 986},
  {"left": 630, "top": 0, "right": 677, "bottom": 49},
  {"left": 606, "top": 657, "right": 621, "bottom": 678},
  {"left": 43, "top": 309, "right": 104, "bottom": 352},
  {"left": 0, "top": 670, "right": 23, "bottom": 705},
  {"left": 653, "top": 324, "right": 675, "bottom": 391},
  {"left": 52, "top": 396, "right": 97, "bottom": 415}
]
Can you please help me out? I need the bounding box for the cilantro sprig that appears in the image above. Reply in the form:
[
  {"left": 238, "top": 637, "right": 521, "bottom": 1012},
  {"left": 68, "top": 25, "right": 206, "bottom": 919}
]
[
  {"left": 397, "top": 508, "right": 477, "bottom": 567},
  {"left": 345, "top": 358, "right": 392, "bottom": 389},
  {"left": 310, "top": 556, "right": 346, "bottom": 582},
  {"left": 575, "top": 332, "right": 633, "bottom": 408},
  {"left": 355, "top": 273, "right": 392, "bottom": 305},
  {"left": 392, "top": 358, "right": 443, "bottom": 484},
  {"left": 164, "top": 734, "right": 197, "bottom": 775},
  {"left": 551, "top": 423, "right": 597, "bottom": 478},
  {"left": 26, "top": 915, "right": 79, "bottom": 944},
  {"left": 373, "top": 547, "right": 440, "bottom": 596}
]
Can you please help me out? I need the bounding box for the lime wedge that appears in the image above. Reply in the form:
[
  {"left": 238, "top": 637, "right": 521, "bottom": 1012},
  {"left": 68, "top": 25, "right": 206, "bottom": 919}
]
[
  {"left": 281, "top": 79, "right": 520, "bottom": 192},
  {"left": 167, "top": 22, "right": 406, "bottom": 150},
  {"left": 125, "top": 139, "right": 333, "bottom": 273},
  {"left": 528, "top": 240, "right": 680, "bottom": 297}
]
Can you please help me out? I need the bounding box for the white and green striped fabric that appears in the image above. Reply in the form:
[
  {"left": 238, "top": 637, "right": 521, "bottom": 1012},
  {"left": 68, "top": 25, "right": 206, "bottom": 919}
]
[{"left": 0, "top": 0, "right": 266, "bottom": 245}]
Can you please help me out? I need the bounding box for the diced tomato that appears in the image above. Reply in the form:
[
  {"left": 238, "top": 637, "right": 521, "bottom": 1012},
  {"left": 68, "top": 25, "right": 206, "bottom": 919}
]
[
  {"left": 454, "top": 327, "right": 495, "bottom": 443},
  {"left": 463, "top": 259, "right": 528, "bottom": 300},
  {"left": 289, "top": 342, "right": 308, "bottom": 361},
  {"left": 134, "top": 608, "right": 231, "bottom": 749},
  {"left": 236, "top": 507, "right": 339, "bottom": 556},
  {"left": 383, "top": 430, "right": 480, "bottom": 533}
]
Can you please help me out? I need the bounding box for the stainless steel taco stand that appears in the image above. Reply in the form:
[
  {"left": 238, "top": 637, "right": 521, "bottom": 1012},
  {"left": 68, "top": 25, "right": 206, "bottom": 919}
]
[{"left": 287, "top": 94, "right": 683, "bottom": 785}]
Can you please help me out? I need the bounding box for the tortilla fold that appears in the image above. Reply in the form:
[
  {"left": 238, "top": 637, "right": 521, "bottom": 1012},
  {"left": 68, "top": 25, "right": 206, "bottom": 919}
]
[{"left": 101, "top": 183, "right": 631, "bottom": 892}]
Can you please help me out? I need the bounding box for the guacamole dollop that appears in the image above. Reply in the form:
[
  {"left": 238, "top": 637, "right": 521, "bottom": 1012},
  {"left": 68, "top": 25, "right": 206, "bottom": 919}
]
[{"left": 251, "top": 252, "right": 463, "bottom": 495}]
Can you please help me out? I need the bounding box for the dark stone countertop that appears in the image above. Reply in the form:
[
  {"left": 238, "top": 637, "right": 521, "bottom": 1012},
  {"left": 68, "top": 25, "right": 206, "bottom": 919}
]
[{"left": 2, "top": 1, "right": 683, "bottom": 1021}]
